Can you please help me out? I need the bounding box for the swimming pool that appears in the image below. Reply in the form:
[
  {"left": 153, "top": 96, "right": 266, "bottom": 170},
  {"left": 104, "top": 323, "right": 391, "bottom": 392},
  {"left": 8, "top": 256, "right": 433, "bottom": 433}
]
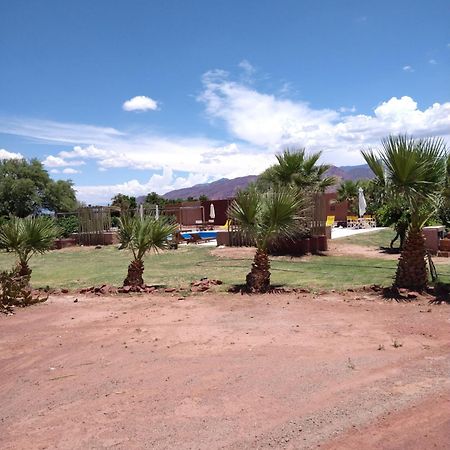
[{"left": 180, "top": 231, "right": 217, "bottom": 240}]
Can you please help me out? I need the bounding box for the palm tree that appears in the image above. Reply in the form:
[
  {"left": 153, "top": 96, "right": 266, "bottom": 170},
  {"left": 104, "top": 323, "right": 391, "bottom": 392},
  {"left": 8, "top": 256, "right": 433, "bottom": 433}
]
[
  {"left": 0, "top": 216, "right": 60, "bottom": 279},
  {"left": 362, "top": 135, "right": 447, "bottom": 291},
  {"left": 228, "top": 187, "right": 302, "bottom": 293},
  {"left": 258, "top": 148, "right": 336, "bottom": 193},
  {"left": 336, "top": 180, "right": 360, "bottom": 215},
  {"left": 118, "top": 215, "right": 177, "bottom": 288}
]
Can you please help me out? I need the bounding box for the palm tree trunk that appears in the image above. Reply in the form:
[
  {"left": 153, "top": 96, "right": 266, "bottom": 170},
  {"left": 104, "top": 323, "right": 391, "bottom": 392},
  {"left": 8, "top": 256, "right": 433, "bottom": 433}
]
[
  {"left": 17, "top": 261, "right": 32, "bottom": 280},
  {"left": 394, "top": 228, "right": 428, "bottom": 291},
  {"left": 123, "top": 259, "right": 144, "bottom": 287},
  {"left": 246, "top": 248, "right": 271, "bottom": 293}
]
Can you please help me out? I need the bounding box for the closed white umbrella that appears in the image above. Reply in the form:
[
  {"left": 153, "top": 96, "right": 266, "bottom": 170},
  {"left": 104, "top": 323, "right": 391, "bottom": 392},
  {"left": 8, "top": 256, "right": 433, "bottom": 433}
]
[
  {"left": 358, "top": 187, "right": 367, "bottom": 217},
  {"left": 209, "top": 203, "right": 216, "bottom": 220}
]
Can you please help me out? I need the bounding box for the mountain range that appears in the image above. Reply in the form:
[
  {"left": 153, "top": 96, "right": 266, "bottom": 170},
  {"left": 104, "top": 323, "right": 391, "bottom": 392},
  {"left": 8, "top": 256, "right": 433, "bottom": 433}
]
[{"left": 161, "top": 164, "right": 373, "bottom": 200}]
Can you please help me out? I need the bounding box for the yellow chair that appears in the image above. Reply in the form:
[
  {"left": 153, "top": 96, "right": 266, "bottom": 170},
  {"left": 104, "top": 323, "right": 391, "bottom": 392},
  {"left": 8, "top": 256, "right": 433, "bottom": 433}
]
[
  {"left": 221, "top": 219, "right": 232, "bottom": 230},
  {"left": 326, "top": 215, "right": 335, "bottom": 227},
  {"left": 347, "top": 216, "right": 358, "bottom": 228}
]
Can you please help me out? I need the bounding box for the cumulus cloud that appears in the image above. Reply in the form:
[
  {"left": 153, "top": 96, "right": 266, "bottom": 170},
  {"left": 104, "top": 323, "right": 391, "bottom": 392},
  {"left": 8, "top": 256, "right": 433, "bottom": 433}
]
[
  {"left": 62, "top": 168, "right": 80, "bottom": 174},
  {"left": 2, "top": 69, "right": 450, "bottom": 203},
  {"left": 122, "top": 95, "right": 158, "bottom": 112},
  {"left": 42, "top": 155, "right": 85, "bottom": 167},
  {"left": 402, "top": 65, "right": 414, "bottom": 72},
  {"left": 198, "top": 70, "right": 450, "bottom": 164},
  {"left": 76, "top": 168, "right": 210, "bottom": 204},
  {"left": 0, "top": 148, "right": 23, "bottom": 160}
]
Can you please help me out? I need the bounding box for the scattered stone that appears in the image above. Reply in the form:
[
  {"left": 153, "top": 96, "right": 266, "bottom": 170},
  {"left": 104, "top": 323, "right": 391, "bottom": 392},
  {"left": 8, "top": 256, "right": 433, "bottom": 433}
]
[{"left": 190, "top": 278, "right": 223, "bottom": 292}]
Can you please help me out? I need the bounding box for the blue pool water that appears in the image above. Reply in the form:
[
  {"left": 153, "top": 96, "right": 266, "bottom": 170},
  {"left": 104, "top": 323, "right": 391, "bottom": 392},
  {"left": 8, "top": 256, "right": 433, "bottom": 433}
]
[{"left": 181, "top": 231, "right": 217, "bottom": 240}]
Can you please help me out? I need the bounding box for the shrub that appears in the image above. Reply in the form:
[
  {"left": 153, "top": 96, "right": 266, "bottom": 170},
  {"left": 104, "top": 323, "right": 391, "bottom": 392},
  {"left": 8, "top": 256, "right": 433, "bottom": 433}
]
[{"left": 57, "top": 215, "right": 79, "bottom": 237}]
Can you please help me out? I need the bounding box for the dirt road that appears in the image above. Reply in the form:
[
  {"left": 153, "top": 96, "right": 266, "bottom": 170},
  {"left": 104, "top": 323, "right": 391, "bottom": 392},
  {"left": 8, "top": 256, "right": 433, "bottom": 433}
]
[{"left": 1, "top": 292, "right": 449, "bottom": 449}]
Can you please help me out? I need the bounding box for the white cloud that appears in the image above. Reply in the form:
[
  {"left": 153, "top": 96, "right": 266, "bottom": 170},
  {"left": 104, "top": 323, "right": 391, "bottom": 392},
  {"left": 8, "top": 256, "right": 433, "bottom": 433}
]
[
  {"left": 0, "top": 117, "right": 124, "bottom": 145},
  {"left": 429, "top": 59, "right": 437, "bottom": 65},
  {"left": 339, "top": 106, "right": 357, "bottom": 113},
  {"left": 42, "top": 155, "right": 85, "bottom": 167},
  {"left": 76, "top": 168, "right": 210, "bottom": 204},
  {"left": 198, "top": 71, "right": 450, "bottom": 165},
  {"left": 122, "top": 95, "right": 158, "bottom": 112},
  {"left": 62, "top": 168, "right": 80, "bottom": 174},
  {"left": 2, "top": 69, "right": 450, "bottom": 204},
  {"left": 50, "top": 169, "right": 60, "bottom": 174},
  {"left": 0, "top": 148, "right": 23, "bottom": 160},
  {"left": 238, "top": 59, "right": 255, "bottom": 75},
  {"left": 402, "top": 65, "right": 414, "bottom": 72}
]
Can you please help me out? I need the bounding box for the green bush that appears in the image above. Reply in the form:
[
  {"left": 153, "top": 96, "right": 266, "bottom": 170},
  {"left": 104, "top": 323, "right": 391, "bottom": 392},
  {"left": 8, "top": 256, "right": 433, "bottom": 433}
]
[
  {"left": 57, "top": 215, "right": 79, "bottom": 237},
  {"left": 111, "top": 215, "right": 120, "bottom": 228}
]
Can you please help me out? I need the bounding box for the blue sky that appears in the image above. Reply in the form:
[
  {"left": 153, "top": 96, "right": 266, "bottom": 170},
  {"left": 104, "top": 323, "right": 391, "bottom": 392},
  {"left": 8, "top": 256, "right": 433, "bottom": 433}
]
[{"left": 1, "top": 0, "right": 450, "bottom": 203}]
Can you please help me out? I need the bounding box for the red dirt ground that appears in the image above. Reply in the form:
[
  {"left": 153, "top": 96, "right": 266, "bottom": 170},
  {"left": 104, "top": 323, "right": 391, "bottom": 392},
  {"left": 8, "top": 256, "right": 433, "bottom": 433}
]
[{"left": 1, "top": 292, "right": 449, "bottom": 449}]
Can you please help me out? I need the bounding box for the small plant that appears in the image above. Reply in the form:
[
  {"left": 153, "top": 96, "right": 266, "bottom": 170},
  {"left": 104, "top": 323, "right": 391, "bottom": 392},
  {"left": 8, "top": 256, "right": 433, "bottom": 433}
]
[
  {"left": 118, "top": 215, "right": 177, "bottom": 288},
  {"left": 377, "top": 344, "right": 385, "bottom": 351},
  {"left": 0, "top": 216, "right": 60, "bottom": 279},
  {"left": 228, "top": 187, "right": 302, "bottom": 293},
  {"left": 392, "top": 339, "right": 403, "bottom": 348},
  {"left": 347, "top": 357, "right": 356, "bottom": 370}
]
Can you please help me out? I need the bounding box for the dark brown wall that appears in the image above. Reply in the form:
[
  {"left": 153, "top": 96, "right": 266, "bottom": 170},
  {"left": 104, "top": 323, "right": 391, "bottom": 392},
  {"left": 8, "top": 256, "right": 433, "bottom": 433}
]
[
  {"left": 162, "top": 201, "right": 204, "bottom": 226},
  {"left": 323, "top": 193, "right": 349, "bottom": 222},
  {"left": 201, "top": 199, "right": 232, "bottom": 226}
]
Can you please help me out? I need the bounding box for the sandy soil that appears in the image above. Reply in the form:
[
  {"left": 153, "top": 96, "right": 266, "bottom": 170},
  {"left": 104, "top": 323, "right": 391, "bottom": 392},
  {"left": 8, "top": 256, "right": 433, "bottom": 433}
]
[
  {"left": 1, "top": 291, "right": 449, "bottom": 450},
  {"left": 326, "top": 241, "right": 399, "bottom": 260}
]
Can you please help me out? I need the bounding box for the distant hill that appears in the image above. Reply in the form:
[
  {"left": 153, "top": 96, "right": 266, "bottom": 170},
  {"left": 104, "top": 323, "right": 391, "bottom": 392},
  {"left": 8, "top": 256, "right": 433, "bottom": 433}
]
[
  {"left": 331, "top": 164, "right": 373, "bottom": 181},
  {"left": 159, "top": 164, "right": 373, "bottom": 200},
  {"left": 162, "top": 175, "right": 258, "bottom": 200}
]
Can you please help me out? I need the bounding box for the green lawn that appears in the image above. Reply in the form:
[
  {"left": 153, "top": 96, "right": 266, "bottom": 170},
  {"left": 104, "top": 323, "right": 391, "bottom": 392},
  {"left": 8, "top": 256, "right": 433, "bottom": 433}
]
[
  {"left": 0, "top": 244, "right": 399, "bottom": 291},
  {"left": 334, "top": 228, "right": 397, "bottom": 248}
]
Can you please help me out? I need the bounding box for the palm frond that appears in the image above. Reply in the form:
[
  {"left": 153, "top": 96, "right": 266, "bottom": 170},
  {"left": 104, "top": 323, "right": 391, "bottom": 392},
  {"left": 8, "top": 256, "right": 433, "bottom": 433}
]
[
  {"left": 363, "top": 134, "right": 448, "bottom": 227},
  {"left": 361, "top": 149, "right": 385, "bottom": 183},
  {"left": 118, "top": 215, "right": 177, "bottom": 260},
  {"left": 22, "top": 217, "right": 59, "bottom": 256},
  {"left": 227, "top": 187, "right": 261, "bottom": 241},
  {"left": 117, "top": 215, "right": 135, "bottom": 249},
  {"left": 0, "top": 216, "right": 59, "bottom": 263},
  {"left": 0, "top": 217, "right": 22, "bottom": 252},
  {"left": 228, "top": 187, "right": 301, "bottom": 250}
]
